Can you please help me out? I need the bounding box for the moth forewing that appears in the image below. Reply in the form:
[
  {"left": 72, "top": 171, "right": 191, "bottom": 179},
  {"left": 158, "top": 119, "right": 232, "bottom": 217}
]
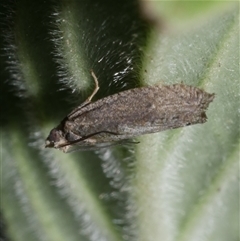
[{"left": 45, "top": 72, "right": 215, "bottom": 152}]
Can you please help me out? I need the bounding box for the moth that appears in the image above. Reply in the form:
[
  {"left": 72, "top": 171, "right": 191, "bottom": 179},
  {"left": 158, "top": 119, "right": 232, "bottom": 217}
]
[{"left": 45, "top": 71, "right": 214, "bottom": 152}]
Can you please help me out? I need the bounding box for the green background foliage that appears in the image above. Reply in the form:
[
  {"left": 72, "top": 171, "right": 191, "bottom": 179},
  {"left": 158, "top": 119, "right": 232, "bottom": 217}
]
[{"left": 1, "top": 1, "right": 239, "bottom": 241}]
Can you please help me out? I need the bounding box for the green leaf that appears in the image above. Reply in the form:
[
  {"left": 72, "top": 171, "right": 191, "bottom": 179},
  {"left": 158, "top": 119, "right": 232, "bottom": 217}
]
[
  {"left": 135, "top": 2, "right": 239, "bottom": 241},
  {"left": 1, "top": 1, "right": 239, "bottom": 241}
]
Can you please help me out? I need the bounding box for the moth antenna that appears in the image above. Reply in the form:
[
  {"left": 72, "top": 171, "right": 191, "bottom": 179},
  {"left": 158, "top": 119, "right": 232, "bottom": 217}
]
[{"left": 58, "top": 130, "right": 119, "bottom": 148}]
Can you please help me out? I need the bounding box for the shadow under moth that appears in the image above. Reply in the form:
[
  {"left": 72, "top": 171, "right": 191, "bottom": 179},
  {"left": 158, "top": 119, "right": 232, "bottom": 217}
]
[{"left": 45, "top": 71, "right": 215, "bottom": 152}]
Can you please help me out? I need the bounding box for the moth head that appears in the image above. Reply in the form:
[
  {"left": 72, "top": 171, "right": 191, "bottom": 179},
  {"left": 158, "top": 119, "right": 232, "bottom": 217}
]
[{"left": 45, "top": 128, "right": 66, "bottom": 148}]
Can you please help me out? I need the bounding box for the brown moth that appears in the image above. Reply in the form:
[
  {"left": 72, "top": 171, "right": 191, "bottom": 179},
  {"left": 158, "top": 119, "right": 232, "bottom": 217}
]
[{"left": 45, "top": 71, "right": 215, "bottom": 152}]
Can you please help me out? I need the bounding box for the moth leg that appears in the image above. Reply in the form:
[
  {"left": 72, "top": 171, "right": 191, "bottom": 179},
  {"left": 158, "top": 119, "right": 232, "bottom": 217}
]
[
  {"left": 75, "top": 70, "right": 100, "bottom": 107},
  {"left": 87, "top": 70, "right": 99, "bottom": 102},
  {"left": 67, "top": 70, "right": 100, "bottom": 117}
]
